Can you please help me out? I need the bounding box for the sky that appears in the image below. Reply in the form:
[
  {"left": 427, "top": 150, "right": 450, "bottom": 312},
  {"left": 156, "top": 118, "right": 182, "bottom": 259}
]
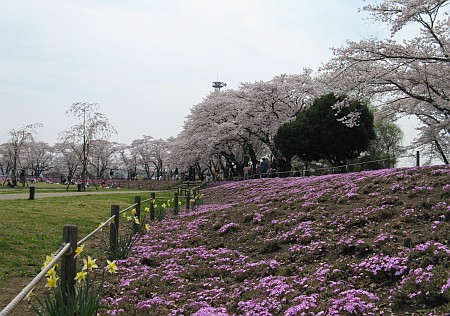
[{"left": 1, "top": 0, "right": 420, "bottom": 156}]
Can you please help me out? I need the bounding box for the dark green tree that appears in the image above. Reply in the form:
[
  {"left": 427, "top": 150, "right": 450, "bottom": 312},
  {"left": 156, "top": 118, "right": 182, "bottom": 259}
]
[{"left": 274, "top": 93, "right": 376, "bottom": 166}]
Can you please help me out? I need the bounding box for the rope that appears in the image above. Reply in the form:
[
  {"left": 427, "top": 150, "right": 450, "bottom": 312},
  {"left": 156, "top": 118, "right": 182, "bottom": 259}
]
[
  {"left": 79, "top": 197, "right": 152, "bottom": 245},
  {"left": 0, "top": 194, "right": 171, "bottom": 315},
  {"left": 119, "top": 202, "right": 138, "bottom": 215},
  {"left": 77, "top": 214, "right": 116, "bottom": 246},
  {"left": 0, "top": 242, "right": 71, "bottom": 316}
]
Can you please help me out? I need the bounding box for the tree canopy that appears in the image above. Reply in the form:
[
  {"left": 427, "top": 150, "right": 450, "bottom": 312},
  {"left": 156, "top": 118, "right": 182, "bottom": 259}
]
[
  {"left": 321, "top": 0, "right": 449, "bottom": 164},
  {"left": 275, "top": 93, "right": 376, "bottom": 166}
]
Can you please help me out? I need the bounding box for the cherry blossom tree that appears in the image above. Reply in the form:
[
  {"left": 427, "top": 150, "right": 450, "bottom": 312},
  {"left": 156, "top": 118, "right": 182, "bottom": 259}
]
[
  {"left": 116, "top": 144, "right": 137, "bottom": 180},
  {"left": 170, "top": 89, "right": 266, "bottom": 179},
  {"left": 59, "top": 102, "right": 116, "bottom": 189},
  {"left": 88, "top": 140, "right": 118, "bottom": 179},
  {"left": 0, "top": 144, "right": 12, "bottom": 179},
  {"left": 23, "top": 141, "right": 55, "bottom": 178},
  {"left": 54, "top": 142, "right": 80, "bottom": 185},
  {"left": 236, "top": 70, "right": 322, "bottom": 160},
  {"left": 170, "top": 71, "right": 321, "bottom": 179},
  {"left": 3, "top": 123, "right": 42, "bottom": 186},
  {"left": 130, "top": 136, "right": 170, "bottom": 179},
  {"left": 321, "top": 0, "right": 449, "bottom": 164}
]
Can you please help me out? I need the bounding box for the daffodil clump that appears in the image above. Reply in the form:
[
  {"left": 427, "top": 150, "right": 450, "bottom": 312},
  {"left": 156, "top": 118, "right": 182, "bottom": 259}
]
[
  {"left": 41, "top": 255, "right": 59, "bottom": 289},
  {"left": 31, "top": 244, "right": 118, "bottom": 315},
  {"left": 190, "top": 193, "right": 204, "bottom": 210},
  {"left": 154, "top": 199, "right": 172, "bottom": 221},
  {"left": 40, "top": 245, "right": 118, "bottom": 290}
]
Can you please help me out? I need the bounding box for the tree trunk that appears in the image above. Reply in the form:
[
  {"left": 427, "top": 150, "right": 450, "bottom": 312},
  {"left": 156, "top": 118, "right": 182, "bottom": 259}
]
[
  {"left": 434, "top": 139, "right": 449, "bottom": 165},
  {"left": 247, "top": 144, "right": 258, "bottom": 174}
]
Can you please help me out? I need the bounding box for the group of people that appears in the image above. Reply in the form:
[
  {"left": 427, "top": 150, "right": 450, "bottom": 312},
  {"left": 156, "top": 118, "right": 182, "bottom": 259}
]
[{"left": 243, "top": 158, "right": 279, "bottom": 179}]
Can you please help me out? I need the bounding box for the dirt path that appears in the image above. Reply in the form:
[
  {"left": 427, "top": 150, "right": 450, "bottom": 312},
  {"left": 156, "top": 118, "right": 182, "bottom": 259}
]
[
  {"left": 0, "top": 190, "right": 146, "bottom": 200},
  {"left": 0, "top": 277, "right": 35, "bottom": 316}
]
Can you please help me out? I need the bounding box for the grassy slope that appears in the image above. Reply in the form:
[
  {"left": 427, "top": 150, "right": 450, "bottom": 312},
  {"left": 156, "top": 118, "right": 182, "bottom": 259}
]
[{"left": 100, "top": 166, "right": 450, "bottom": 315}]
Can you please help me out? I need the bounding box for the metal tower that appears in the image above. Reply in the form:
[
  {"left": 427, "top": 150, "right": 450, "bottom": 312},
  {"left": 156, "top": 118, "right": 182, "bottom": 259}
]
[{"left": 212, "top": 81, "right": 227, "bottom": 92}]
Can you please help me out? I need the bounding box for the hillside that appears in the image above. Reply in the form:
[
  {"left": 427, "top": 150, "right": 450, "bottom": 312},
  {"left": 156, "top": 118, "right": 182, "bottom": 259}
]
[{"left": 101, "top": 166, "right": 450, "bottom": 315}]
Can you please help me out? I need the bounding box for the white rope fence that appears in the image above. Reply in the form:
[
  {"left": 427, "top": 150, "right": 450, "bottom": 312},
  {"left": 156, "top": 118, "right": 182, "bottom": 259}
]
[
  {"left": 0, "top": 192, "right": 185, "bottom": 316},
  {"left": 119, "top": 202, "right": 138, "bottom": 215},
  {"left": 77, "top": 214, "right": 116, "bottom": 246},
  {"left": 0, "top": 243, "right": 71, "bottom": 316}
]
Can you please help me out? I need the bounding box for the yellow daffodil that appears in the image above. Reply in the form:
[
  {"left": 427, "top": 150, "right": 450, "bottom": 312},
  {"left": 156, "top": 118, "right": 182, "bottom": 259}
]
[
  {"left": 145, "top": 224, "right": 150, "bottom": 232},
  {"left": 162, "top": 203, "right": 167, "bottom": 209},
  {"left": 42, "top": 255, "right": 54, "bottom": 270},
  {"left": 82, "top": 256, "right": 98, "bottom": 271},
  {"left": 131, "top": 208, "right": 136, "bottom": 215},
  {"left": 126, "top": 216, "right": 132, "bottom": 221},
  {"left": 75, "top": 271, "right": 88, "bottom": 283},
  {"left": 107, "top": 260, "right": 118, "bottom": 274},
  {"left": 98, "top": 222, "right": 103, "bottom": 228},
  {"left": 74, "top": 244, "right": 84, "bottom": 258},
  {"left": 122, "top": 212, "right": 127, "bottom": 217},
  {"left": 154, "top": 204, "right": 158, "bottom": 208},
  {"left": 45, "top": 275, "right": 58, "bottom": 289},
  {"left": 45, "top": 265, "right": 57, "bottom": 277},
  {"left": 144, "top": 207, "right": 150, "bottom": 212},
  {"left": 134, "top": 216, "right": 140, "bottom": 224},
  {"left": 25, "top": 288, "right": 35, "bottom": 301},
  {"left": 178, "top": 201, "right": 182, "bottom": 206}
]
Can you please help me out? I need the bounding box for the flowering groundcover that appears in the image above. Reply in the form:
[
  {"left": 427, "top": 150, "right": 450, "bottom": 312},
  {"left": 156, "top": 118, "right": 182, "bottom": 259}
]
[{"left": 101, "top": 166, "right": 450, "bottom": 315}]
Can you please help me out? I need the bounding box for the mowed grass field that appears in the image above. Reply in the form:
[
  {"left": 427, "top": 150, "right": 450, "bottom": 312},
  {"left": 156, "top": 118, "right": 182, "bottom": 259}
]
[{"left": 0, "top": 190, "right": 174, "bottom": 283}]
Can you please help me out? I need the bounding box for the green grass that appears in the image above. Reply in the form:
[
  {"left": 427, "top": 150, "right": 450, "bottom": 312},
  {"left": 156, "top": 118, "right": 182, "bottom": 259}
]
[{"left": 0, "top": 192, "right": 176, "bottom": 283}]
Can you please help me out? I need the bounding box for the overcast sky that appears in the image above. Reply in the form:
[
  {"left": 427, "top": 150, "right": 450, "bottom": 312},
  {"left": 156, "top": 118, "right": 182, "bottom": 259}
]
[{"left": 2, "top": 0, "right": 414, "bottom": 148}]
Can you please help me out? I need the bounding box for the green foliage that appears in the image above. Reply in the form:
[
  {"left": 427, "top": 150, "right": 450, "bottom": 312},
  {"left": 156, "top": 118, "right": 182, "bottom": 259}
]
[
  {"left": 33, "top": 280, "right": 104, "bottom": 316},
  {"left": 108, "top": 230, "right": 138, "bottom": 261},
  {"left": 365, "top": 117, "right": 405, "bottom": 166},
  {"left": 155, "top": 204, "right": 166, "bottom": 221},
  {"left": 275, "top": 93, "right": 376, "bottom": 166},
  {"left": 191, "top": 193, "right": 204, "bottom": 210}
]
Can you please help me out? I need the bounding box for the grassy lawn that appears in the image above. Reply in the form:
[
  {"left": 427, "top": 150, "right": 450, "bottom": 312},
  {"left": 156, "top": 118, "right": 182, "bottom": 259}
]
[{"left": 0, "top": 191, "right": 176, "bottom": 283}]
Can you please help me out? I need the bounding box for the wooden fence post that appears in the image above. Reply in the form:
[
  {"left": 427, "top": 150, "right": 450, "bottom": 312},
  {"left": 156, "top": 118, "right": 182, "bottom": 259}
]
[
  {"left": 29, "top": 182, "right": 35, "bottom": 200},
  {"left": 110, "top": 205, "right": 119, "bottom": 255},
  {"left": 134, "top": 196, "right": 141, "bottom": 233},
  {"left": 150, "top": 192, "right": 156, "bottom": 221},
  {"left": 174, "top": 191, "right": 179, "bottom": 215},
  {"left": 416, "top": 151, "right": 420, "bottom": 167},
  {"left": 186, "top": 191, "right": 190, "bottom": 210},
  {"left": 61, "top": 225, "right": 78, "bottom": 303}
]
